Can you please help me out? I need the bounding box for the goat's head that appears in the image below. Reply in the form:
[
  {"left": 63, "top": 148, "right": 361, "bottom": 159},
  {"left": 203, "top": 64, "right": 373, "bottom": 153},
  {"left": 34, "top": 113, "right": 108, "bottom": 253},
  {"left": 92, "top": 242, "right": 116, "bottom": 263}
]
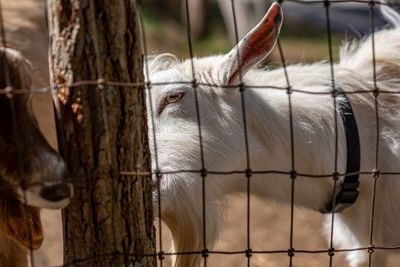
[
  {"left": 146, "top": 2, "right": 282, "bottom": 213},
  {"left": 146, "top": 4, "right": 282, "bottom": 265},
  {"left": 0, "top": 47, "right": 73, "bottom": 249}
]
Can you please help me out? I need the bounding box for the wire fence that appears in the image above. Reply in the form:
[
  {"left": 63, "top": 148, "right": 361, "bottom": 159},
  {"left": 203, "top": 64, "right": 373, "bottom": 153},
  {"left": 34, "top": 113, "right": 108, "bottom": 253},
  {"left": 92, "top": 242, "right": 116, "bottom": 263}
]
[{"left": 1, "top": 0, "right": 400, "bottom": 266}]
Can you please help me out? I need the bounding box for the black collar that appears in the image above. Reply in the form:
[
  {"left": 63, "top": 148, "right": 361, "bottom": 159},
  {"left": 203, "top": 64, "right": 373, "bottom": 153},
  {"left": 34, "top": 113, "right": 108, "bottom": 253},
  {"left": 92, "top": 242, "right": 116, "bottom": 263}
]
[{"left": 320, "top": 86, "right": 361, "bottom": 213}]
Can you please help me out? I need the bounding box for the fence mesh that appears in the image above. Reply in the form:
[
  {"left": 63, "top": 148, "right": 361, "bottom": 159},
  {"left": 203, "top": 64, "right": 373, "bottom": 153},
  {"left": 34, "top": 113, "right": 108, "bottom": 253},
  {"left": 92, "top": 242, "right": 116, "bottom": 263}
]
[{"left": 0, "top": 0, "right": 400, "bottom": 266}]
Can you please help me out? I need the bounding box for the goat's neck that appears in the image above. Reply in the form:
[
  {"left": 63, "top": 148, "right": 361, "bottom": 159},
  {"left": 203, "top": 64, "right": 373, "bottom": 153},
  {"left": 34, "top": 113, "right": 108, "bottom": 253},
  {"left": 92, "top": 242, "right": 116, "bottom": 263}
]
[{"left": 241, "top": 79, "right": 343, "bottom": 211}]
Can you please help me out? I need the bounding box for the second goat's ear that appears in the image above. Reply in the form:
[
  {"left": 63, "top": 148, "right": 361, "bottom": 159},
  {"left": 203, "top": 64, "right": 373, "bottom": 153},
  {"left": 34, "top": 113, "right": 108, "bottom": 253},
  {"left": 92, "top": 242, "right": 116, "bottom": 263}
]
[{"left": 222, "top": 2, "right": 283, "bottom": 85}]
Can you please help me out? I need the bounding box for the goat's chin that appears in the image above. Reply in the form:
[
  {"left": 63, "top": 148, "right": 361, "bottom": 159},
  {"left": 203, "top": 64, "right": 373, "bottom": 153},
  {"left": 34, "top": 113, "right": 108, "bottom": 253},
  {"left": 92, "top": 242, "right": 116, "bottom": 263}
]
[{"left": 16, "top": 184, "right": 73, "bottom": 209}]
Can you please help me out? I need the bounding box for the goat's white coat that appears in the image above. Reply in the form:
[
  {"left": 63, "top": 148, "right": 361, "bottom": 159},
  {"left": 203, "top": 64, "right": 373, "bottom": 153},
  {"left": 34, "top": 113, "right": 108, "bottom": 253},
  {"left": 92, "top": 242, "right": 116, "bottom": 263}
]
[{"left": 147, "top": 5, "right": 400, "bottom": 267}]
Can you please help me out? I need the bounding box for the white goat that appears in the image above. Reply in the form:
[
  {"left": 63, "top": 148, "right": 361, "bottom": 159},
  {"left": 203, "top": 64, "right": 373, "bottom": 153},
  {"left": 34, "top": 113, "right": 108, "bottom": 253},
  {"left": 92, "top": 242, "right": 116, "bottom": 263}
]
[{"left": 146, "top": 3, "right": 400, "bottom": 267}]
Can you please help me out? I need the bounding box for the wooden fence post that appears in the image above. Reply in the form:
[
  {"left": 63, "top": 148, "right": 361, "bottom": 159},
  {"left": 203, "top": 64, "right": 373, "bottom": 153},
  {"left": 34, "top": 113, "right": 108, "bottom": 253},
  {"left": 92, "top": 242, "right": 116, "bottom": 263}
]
[{"left": 47, "top": 0, "right": 155, "bottom": 266}]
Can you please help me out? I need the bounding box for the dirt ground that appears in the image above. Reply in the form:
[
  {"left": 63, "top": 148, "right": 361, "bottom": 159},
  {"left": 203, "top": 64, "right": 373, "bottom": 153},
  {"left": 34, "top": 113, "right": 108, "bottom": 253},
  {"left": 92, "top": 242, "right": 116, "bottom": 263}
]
[{"left": 155, "top": 197, "right": 349, "bottom": 267}]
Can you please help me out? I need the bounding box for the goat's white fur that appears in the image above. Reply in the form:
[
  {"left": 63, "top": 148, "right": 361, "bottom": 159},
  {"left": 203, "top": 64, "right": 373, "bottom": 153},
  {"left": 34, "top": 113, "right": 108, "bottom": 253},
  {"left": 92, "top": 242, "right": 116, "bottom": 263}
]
[{"left": 146, "top": 4, "right": 400, "bottom": 267}]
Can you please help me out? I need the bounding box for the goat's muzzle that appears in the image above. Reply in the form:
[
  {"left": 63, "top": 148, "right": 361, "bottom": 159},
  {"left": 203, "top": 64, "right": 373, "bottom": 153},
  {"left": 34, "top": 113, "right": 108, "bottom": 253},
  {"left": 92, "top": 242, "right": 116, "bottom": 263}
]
[
  {"left": 40, "top": 182, "right": 72, "bottom": 203},
  {"left": 18, "top": 173, "right": 74, "bottom": 210}
]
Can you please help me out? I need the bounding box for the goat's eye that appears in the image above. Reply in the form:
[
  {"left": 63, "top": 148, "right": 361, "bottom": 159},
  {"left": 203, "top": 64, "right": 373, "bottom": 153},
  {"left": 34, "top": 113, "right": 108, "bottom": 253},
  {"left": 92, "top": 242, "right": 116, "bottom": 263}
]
[
  {"left": 158, "top": 92, "right": 185, "bottom": 115},
  {"left": 166, "top": 92, "right": 184, "bottom": 103}
]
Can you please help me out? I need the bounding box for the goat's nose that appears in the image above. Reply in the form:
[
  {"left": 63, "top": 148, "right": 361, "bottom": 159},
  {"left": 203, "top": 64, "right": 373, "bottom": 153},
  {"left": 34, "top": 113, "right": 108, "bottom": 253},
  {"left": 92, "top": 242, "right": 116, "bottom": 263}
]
[{"left": 40, "top": 183, "right": 72, "bottom": 202}]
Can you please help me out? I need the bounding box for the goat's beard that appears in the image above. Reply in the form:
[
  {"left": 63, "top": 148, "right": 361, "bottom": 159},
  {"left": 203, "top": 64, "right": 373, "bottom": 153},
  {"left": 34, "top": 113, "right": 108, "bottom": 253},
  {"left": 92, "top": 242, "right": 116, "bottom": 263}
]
[
  {"left": 156, "top": 173, "right": 223, "bottom": 267},
  {"left": 0, "top": 184, "right": 43, "bottom": 250}
]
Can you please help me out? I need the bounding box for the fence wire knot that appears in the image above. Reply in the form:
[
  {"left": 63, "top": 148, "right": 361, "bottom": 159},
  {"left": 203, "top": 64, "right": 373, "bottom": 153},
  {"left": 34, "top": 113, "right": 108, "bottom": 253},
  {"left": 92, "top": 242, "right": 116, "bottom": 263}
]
[
  {"left": 286, "top": 86, "right": 292, "bottom": 95},
  {"left": 239, "top": 83, "right": 245, "bottom": 92},
  {"left": 5, "top": 86, "right": 13, "bottom": 98},
  {"left": 245, "top": 168, "right": 252, "bottom": 178},
  {"left": 328, "top": 248, "right": 335, "bottom": 256},
  {"left": 290, "top": 170, "right": 297, "bottom": 179},
  {"left": 201, "top": 249, "right": 209, "bottom": 258},
  {"left": 155, "top": 169, "right": 162, "bottom": 180},
  {"left": 372, "top": 169, "right": 380, "bottom": 179},
  {"left": 331, "top": 88, "right": 338, "bottom": 98},
  {"left": 245, "top": 249, "right": 252, "bottom": 258},
  {"left": 192, "top": 79, "right": 198, "bottom": 88},
  {"left": 369, "top": 0, "right": 375, "bottom": 7},
  {"left": 368, "top": 245, "right": 374, "bottom": 254},
  {"left": 332, "top": 171, "right": 340, "bottom": 181},
  {"left": 200, "top": 168, "right": 207, "bottom": 177},
  {"left": 288, "top": 248, "right": 295, "bottom": 257},
  {"left": 97, "top": 78, "right": 105, "bottom": 90},
  {"left": 157, "top": 251, "right": 165, "bottom": 260}
]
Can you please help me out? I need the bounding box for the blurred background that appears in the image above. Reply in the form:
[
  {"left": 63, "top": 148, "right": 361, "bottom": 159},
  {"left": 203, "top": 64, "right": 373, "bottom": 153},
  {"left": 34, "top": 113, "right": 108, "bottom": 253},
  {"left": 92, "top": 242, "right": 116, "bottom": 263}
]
[{"left": 142, "top": 0, "right": 389, "bottom": 62}]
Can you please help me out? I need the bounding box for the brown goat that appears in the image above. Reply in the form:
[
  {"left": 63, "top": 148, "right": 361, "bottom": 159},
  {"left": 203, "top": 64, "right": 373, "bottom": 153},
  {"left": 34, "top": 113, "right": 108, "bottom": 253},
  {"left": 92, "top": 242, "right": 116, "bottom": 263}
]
[{"left": 0, "top": 47, "right": 72, "bottom": 266}]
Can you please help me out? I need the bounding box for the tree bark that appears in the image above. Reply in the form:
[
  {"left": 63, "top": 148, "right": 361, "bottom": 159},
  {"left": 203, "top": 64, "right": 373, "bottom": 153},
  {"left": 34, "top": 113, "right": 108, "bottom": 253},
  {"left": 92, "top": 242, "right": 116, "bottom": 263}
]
[{"left": 47, "top": 0, "right": 155, "bottom": 266}]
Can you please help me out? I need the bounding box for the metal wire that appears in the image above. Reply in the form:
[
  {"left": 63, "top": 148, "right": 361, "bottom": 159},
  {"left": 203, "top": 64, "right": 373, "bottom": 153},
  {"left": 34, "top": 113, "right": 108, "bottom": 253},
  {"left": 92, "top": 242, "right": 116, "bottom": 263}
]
[
  {"left": 277, "top": 29, "right": 297, "bottom": 267},
  {"left": 48, "top": 244, "right": 400, "bottom": 266},
  {"left": 182, "top": 1, "right": 211, "bottom": 267},
  {"left": 0, "top": 168, "right": 398, "bottom": 193},
  {"left": 322, "top": 0, "right": 341, "bottom": 265},
  {"left": 137, "top": 0, "right": 163, "bottom": 265},
  {"left": 228, "top": 1, "right": 253, "bottom": 266},
  {"left": 367, "top": 1, "right": 380, "bottom": 266},
  {"left": 3, "top": 81, "right": 400, "bottom": 95}
]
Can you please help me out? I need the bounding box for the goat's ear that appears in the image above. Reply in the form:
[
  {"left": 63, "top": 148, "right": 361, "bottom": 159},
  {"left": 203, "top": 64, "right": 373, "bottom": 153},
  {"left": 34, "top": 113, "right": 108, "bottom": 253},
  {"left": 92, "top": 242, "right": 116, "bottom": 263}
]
[
  {"left": 223, "top": 2, "right": 282, "bottom": 85},
  {"left": 0, "top": 198, "right": 43, "bottom": 250}
]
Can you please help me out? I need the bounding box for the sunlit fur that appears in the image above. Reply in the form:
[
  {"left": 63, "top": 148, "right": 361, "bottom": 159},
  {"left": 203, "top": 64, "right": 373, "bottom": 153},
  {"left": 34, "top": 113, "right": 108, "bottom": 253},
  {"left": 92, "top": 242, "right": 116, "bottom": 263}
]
[{"left": 146, "top": 6, "right": 400, "bottom": 267}]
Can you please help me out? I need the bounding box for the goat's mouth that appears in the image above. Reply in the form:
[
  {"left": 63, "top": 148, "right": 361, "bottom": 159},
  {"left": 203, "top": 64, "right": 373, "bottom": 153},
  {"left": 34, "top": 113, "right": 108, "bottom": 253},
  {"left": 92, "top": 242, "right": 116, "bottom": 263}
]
[{"left": 17, "top": 181, "right": 73, "bottom": 209}]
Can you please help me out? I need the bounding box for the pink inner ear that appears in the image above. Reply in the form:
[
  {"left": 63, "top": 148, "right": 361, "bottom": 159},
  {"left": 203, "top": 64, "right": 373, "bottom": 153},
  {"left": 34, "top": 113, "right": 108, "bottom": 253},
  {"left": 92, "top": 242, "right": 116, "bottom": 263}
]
[{"left": 228, "top": 3, "right": 282, "bottom": 84}]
